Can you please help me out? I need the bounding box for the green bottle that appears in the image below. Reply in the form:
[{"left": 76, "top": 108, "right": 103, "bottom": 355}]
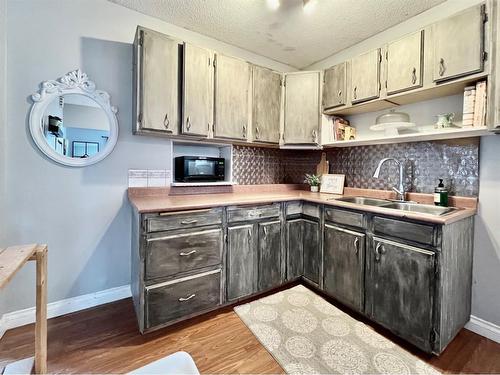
[{"left": 434, "top": 179, "right": 449, "bottom": 207}]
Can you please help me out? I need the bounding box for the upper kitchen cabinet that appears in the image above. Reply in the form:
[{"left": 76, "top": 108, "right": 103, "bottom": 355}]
[
  {"left": 252, "top": 66, "right": 281, "bottom": 144},
  {"left": 182, "top": 43, "right": 213, "bottom": 137},
  {"left": 134, "top": 27, "right": 180, "bottom": 136},
  {"left": 350, "top": 49, "right": 381, "bottom": 104},
  {"left": 386, "top": 30, "right": 424, "bottom": 95},
  {"left": 322, "top": 62, "right": 347, "bottom": 110},
  {"left": 283, "top": 71, "right": 321, "bottom": 145},
  {"left": 432, "top": 4, "right": 486, "bottom": 83},
  {"left": 214, "top": 54, "right": 250, "bottom": 141}
]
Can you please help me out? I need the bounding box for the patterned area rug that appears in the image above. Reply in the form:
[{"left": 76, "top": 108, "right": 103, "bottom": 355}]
[{"left": 234, "top": 285, "right": 441, "bottom": 375}]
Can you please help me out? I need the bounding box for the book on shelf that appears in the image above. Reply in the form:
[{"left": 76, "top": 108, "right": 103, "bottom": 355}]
[
  {"left": 462, "top": 85, "right": 476, "bottom": 127},
  {"left": 473, "top": 80, "right": 487, "bottom": 127}
]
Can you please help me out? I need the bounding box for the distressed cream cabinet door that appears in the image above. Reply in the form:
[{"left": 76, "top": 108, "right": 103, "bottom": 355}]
[
  {"left": 138, "top": 28, "right": 179, "bottom": 135},
  {"left": 182, "top": 43, "right": 213, "bottom": 137},
  {"left": 283, "top": 71, "right": 320, "bottom": 145},
  {"left": 432, "top": 4, "right": 485, "bottom": 83},
  {"left": 214, "top": 54, "right": 250, "bottom": 140},
  {"left": 350, "top": 49, "right": 381, "bottom": 104},
  {"left": 387, "top": 31, "right": 424, "bottom": 95},
  {"left": 322, "top": 62, "right": 347, "bottom": 109},
  {"left": 252, "top": 66, "right": 281, "bottom": 144}
]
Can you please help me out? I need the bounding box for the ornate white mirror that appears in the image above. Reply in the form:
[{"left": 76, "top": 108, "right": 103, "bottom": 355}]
[{"left": 29, "top": 70, "right": 119, "bottom": 167}]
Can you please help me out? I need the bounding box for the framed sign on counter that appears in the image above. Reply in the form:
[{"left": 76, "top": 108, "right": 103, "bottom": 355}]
[{"left": 320, "top": 174, "right": 345, "bottom": 194}]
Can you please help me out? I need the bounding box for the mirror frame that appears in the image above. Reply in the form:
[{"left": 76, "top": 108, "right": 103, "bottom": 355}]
[{"left": 29, "top": 69, "right": 119, "bottom": 167}]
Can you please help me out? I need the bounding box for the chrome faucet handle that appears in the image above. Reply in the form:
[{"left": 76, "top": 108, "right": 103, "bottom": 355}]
[{"left": 392, "top": 187, "right": 405, "bottom": 201}]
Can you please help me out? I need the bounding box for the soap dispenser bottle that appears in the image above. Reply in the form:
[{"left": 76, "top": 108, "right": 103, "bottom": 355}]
[{"left": 434, "top": 179, "right": 448, "bottom": 207}]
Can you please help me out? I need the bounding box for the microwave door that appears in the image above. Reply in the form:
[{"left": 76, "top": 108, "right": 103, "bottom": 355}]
[{"left": 187, "top": 159, "right": 215, "bottom": 179}]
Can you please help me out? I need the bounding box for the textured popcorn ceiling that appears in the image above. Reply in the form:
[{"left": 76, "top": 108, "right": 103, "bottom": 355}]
[{"left": 109, "top": 0, "right": 445, "bottom": 69}]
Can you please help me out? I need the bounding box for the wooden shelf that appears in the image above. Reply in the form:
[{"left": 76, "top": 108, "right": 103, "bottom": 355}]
[{"left": 322, "top": 126, "right": 490, "bottom": 148}]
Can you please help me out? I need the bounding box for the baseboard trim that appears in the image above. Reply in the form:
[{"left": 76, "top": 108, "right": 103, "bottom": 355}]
[
  {"left": 0, "top": 284, "right": 131, "bottom": 339},
  {"left": 466, "top": 315, "right": 500, "bottom": 344}
]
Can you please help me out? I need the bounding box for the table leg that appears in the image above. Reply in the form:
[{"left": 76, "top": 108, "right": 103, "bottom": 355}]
[{"left": 34, "top": 246, "right": 47, "bottom": 374}]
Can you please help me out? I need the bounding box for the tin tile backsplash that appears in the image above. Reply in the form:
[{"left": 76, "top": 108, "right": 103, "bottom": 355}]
[{"left": 232, "top": 139, "right": 479, "bottom": 196}]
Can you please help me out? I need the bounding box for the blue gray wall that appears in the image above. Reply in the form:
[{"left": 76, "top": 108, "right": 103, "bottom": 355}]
[{"left": 1, "top": 0, "right": 295, "bottom": 317}]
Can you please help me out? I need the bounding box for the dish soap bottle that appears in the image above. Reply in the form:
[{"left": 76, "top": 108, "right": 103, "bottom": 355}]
[{"left": 434, "top": 179, "right": 448, "bottom": 207}]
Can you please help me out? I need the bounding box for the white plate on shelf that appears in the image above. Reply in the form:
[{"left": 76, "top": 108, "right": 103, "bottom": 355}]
[{"left": 370, "top": 122, "right": 416, "bottom": 136}]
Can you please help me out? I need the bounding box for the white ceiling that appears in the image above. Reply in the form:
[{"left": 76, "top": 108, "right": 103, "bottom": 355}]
[{"left": 110, "top": 0, "right": 445, "bottom": 69}]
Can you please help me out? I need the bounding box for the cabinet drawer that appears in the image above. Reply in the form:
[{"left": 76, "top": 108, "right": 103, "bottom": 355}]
[
  {"left": 303, "top": 203, "right": 320, "bottom": 219},
  {"left": 145, "top": 228, "right": 223, "bottom": 280},
  {"left": 325, "top": 207, "right": 364, "bottom": 228},
  {"left": 227, "top": 204, "right": 280, "bottom": 222},
  {"left": 373, "top": 216, "right": 436, "bottom": 246},
  {"left": 145, "top": 270, "right": 221, "bottom": 329},
  {"left": 145, "top": 208, "right": 223, "bottom": 233},
  {"left": 286, "top": 201, "right": 303, "bottom": 216}
]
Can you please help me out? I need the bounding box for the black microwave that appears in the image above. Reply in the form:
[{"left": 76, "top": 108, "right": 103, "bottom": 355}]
[{"left": 175, "top": 156, "right": 225, "bottom": 182}]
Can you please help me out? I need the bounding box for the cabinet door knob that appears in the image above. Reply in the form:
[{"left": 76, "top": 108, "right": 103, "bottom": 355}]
[
  {"left": 179, "top": 294, "right": 196, "bottom": 302},
  {"left": 186, "top": 116, "right": 191, "bottom": 131},
  {"left": 439, "top": 58, "right": 446, "bottom": 77},
  {"left": 411, "top": 67, "right": 417, "bottom": 84},
  {"left": 354, "top": 237, "right": 360, "bottom": 255},
  {"left": 338, "top": 89, "right": 342, "bottom": 103},
  {"left": 255, "top": 125, "right": 260, "bottom": 140},
  {"left": 163, "top": 112, "right": 170, "bottom": 129},
  {"left": 243, "top": 124, "right": 247, "bottom": 138},
  {"left": 353, "top": 86, "right": 357, "bottom": 100}
]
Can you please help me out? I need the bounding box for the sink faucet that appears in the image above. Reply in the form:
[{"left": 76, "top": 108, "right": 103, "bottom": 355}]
[{"left": 373, "top": 158, "right": 406, "bottom": 201}]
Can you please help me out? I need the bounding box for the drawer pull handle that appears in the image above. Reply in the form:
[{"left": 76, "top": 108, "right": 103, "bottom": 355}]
[
  {"left": 181, "top": 219, "right": 198, "bottom": 225},
  {"left": 354, "top": 237, "right": 359, "bottom": 255},
  {"left": 179, "top": 294, "right": 196, "bottom": 302},
  {"left": 179, "top": 250, "right": 197, "bottom": 257},
  {"left": 411, "top": 67, "right": 417, "bottom": 84}
]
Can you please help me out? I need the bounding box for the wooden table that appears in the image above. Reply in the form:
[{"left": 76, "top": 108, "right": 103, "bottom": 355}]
[{"left": 0, "top": 244, "right": 47, "bottom": 374}]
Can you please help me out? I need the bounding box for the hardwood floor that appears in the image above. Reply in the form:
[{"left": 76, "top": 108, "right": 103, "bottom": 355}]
[{"left": 1, "top": 292, "right": 500, "bottom": 374}]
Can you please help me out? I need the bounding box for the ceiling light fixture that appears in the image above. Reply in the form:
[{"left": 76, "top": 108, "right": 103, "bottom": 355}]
[
  {"left": 303, "top": 0, "right": 317, "bottom": 14},
  {"left": 266, "top": 0, "right": 280, "bottom": 10}
]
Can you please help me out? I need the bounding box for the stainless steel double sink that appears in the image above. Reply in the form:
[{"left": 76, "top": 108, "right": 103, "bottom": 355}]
[{"left": 332, "top": 196, "right": 459, "bottom": 216}]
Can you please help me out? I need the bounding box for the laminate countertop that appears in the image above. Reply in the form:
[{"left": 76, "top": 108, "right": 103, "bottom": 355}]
[{"left": 128, "top": 186, "right": 477, "bottom": 225}]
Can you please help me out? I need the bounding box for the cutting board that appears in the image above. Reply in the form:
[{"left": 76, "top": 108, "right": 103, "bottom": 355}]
[{"left": 316, "top": 152, "right": 329, "bottom": 175}]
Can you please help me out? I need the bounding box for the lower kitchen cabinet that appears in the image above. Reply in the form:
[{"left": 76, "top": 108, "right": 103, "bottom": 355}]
[
  {"left": 286, "top": 219, "right": 304, "bottom": 279},
  {"left": 323, "top": 224, "right": 365, "bottom": 311},
  {"left": 303, "top": 220, "right": 320, "bottom": 284},
  {"left": 366, "top": 237, "right": 436, "bottom": 352},
  {"left": 286, "top": 217, "right": 320, "bottom": 283},
  {"left": 145, "top": 269, "right": 221, "bottom": 329},
  {"left": 227, "top": 224, "right": 256, "bottom": 301},
  {"left": 258, "top": 220, "right": 282, "bottom": 290}
]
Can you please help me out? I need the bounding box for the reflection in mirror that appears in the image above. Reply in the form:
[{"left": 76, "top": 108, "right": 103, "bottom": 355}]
[{"left": 43, "top": 94, "right": 110, "bottom": 159}]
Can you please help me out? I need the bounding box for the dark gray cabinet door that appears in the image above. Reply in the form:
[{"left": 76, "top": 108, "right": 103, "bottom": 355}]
[
  {"left": 286, "top": 219, "right": 304, "bottom": 280},
  {"left": 322, "top": 62, "right": 347, "bottom": 109},
  {"left": 227, "top": 224, "right": 255, "bottom": 300},
  {"left": 138, "top": 28, "right": 179, "bottom": 135},
  {"left": 252, "top": 66, "right": 281, "bottom": 144},
  {"left": 303, "top": 220, "right": 320, "bottom": 284},
  {"left": 432, "top": 4, "right": 485, "bottom": 83},
  {"left": 258, "top": 220, "right": 282, "bottom": 291},
  {"left": 323, "top": 224, "right": 365, "bottom": 311},
  {"left": 367, "top": 237, "right": 435, "bottom": 352}
]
